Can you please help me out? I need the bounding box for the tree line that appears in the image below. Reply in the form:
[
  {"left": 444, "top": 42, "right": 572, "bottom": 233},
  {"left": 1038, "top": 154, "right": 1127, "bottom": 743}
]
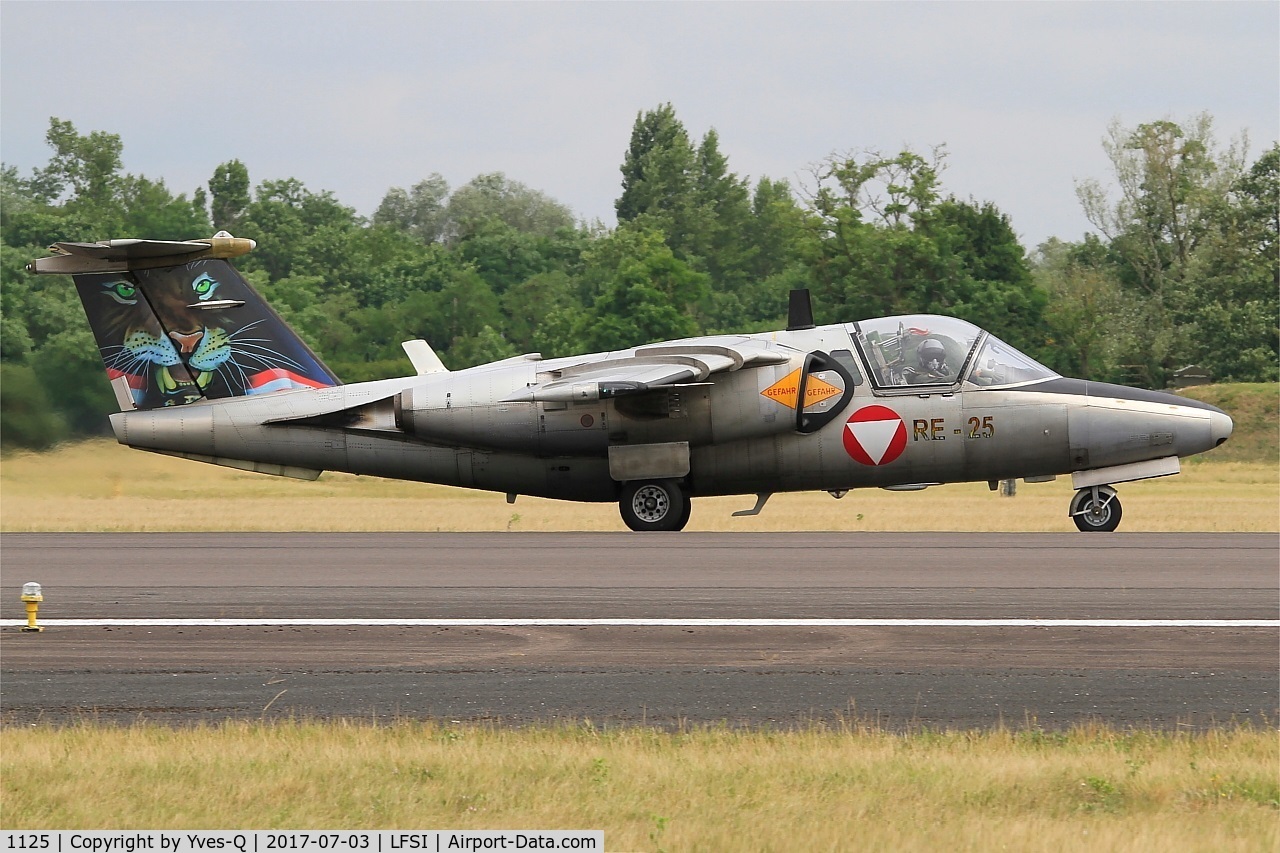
[{"left": 2, "top": 106, "right": 1275, "bottom": 449}]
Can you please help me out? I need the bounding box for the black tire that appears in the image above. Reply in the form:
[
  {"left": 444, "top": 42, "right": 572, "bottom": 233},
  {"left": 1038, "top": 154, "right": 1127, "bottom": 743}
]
[
  {"left": 620, "top": 480, "right": 689, "bottom": 532},
  {"left": 676, "top": 491, "right": 693, "bottom": 530},
  {"left": 1070, "top": 487, "right": 1122, "bottom": 532}
]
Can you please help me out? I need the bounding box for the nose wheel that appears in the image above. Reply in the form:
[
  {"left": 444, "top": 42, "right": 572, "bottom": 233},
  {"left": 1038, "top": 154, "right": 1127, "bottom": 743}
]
[
  {"left": 620, "top": 480, "right": 691, "bottom": 532},
  {"left": 1069, "top": 485, "right": 1122, "bottom": 532}
]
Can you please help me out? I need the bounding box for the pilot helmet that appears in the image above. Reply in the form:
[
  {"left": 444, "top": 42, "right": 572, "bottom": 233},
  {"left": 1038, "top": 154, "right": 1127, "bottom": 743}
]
[{"left": 918, "top": 338, "right": 947, "bottom": 372}]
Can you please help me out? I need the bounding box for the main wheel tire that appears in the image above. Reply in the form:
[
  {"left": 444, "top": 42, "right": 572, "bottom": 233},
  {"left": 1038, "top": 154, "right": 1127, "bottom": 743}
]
[
  {"left": 1070, "top": 486, "right": 1122, "bottom": 532},
  {"left": 676, "top": 492, "right": 693, "bottom": 530},
  {"left": 620, "top": 480, "right": 689, "bottom": 532}
]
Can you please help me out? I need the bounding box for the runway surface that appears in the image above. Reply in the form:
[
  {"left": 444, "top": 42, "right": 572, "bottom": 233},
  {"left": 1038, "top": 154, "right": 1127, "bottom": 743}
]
[{"left": 2, "top": 532, "right": 1276, "bottom": 729}]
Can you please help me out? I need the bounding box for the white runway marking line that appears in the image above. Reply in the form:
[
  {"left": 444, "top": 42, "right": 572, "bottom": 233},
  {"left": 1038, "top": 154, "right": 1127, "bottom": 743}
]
[{"left": 2, "top": 618, "right": 1276, "bottom": 628}]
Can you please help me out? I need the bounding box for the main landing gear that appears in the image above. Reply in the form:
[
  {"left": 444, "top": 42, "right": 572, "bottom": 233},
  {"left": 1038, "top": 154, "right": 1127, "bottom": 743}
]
[
  {"left": 619, "top": 479, "right": 691, "bottom": 532},
  {"left": 1069, "top": 485, "right": 1122, "bottom": 532}
]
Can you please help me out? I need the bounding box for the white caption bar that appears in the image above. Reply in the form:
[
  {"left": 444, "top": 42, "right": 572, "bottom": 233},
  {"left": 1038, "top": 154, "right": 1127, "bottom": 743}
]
[
  {"left": 1, "top": 618, "right": 1275, "bottom": 628},
  {"left": 1, "top": 831, "right": 603, "bottom": 853}
]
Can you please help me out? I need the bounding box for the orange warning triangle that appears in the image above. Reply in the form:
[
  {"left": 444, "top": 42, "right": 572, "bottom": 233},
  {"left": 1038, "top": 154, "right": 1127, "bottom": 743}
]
[
  {"left": 762, "top": 370, "right": 844, "bottom": 410},
  {"left": 803, "top": 373, "right": 842, "bottom": 408},
  {"left": 761, "top": 368, "right": 802, "bottom": 409}
]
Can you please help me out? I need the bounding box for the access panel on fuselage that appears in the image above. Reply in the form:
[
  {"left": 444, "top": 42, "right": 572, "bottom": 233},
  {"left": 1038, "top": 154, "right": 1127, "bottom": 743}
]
[
  {"left": 963, "top": 395, "right": 1069, "bottom": 480},
  {"left": 538, "top": 399, "right": 611, "bottom": 456}
]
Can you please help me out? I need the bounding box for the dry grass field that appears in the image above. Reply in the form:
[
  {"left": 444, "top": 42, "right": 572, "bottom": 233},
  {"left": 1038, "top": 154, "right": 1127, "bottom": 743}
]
[
  {"left": 2, "top": 721, "right": 1277, "bottom": 851},
  {"left": 1, "top": 439, "right": 1275, "bottom": 532}
]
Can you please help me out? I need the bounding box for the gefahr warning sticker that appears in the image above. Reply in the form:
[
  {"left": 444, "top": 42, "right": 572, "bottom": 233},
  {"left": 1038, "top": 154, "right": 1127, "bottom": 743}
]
[
  {"left": 842, "top": 405, "right": 907, "bottom": 466},
  {"left": 761, "top": 369, "right": 843, "bottom": 410}
]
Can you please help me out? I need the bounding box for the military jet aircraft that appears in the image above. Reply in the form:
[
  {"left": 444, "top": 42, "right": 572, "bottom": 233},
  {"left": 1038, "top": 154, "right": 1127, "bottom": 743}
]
[{"left": 28, "top": 233, "right": 1233, "bottom": 532}]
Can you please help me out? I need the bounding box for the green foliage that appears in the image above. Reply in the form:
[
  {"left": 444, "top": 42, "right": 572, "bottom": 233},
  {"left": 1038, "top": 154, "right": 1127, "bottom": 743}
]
[
  {"left": 458, "top": 220, "right": 586, "bottom": 296},
  {"left": 1176, "top": 144, "right": 1280, "bottom": 381},
  {"left": 29, "top": 325, "right": 117, "bottom": 435},
  {"left": 805, "top": 147, "right": 1050, "bottom": 360},
  {"left": 236, "top": 178, "right": 362, "bottom": 281},
  {"left": 3, "top": 108, "right": 1271, "bottom": 452},
  {"left": 373, "top": 174, "right": 450, "bottom": 243},
  {"left": 1034, "top": 237, "right": 1130, "bottom": 380},
  {"left": 536, "top": 224, "right": 709, "bottom": 356},
  {"left": 119, "top": 174, "right": 209, "bottom": 239},
  {"left": 443, "top": 172, "right": 575, "bottom": 242},
  {"left": 747, "top": 177, "right": 810, "bottom": 282},
  {"left": 501, "top": 270, "right": 578, "bottom": 352},
  {"left": 925, "top": 199, "right": 1049, "bottom": 356},
  {"left": 616, "top": 103, "right": 695, "bottom": 227},
  {"left": 0, "top": 363, "right": 67, "bottom": 450},
  {"left": 34, "top": 118, "right": 124, "bottom": 214},
  {"left": 616, "top": 107, "right": 760, "bottom": 298},
  {"left": 1064, "top": 118, "right": 1276, "bottom": 385},
  {"left": 814, "top": 147, "right": 945, "bottom": 229},
  {"left": 581, "top": 227, "right": 708, "bottom": 351},
  {"left": 209, "top": 160, "right": 251, "bottom": 232},
  {"left": 449, "top": 324, "right": 518, "bottom": 369}
]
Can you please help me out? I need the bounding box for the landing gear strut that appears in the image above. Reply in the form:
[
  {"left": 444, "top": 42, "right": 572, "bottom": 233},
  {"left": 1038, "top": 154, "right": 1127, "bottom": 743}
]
[
  {"left": 1069, "top": 485, "right": 1122, "bottom": 532},
  {"left": 619, "top": 479, "right": 691, "bottom": 532}
]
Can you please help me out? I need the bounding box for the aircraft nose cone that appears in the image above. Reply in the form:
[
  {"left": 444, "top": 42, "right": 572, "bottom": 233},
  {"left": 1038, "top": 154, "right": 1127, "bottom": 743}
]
[{"left": 1210, "top": 409, "right": 1233, "bottom": 448}]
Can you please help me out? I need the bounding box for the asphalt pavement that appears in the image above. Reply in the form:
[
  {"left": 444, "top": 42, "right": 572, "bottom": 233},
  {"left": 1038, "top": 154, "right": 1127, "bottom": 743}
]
[{"left": 2, "top": 532, "right": 1275, "bottom": 729}]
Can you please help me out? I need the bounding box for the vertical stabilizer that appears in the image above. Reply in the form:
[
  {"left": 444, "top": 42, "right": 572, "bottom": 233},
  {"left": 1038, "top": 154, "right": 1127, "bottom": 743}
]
[{"left": 29, "top": 236, "right": 339, "bottom": 409}]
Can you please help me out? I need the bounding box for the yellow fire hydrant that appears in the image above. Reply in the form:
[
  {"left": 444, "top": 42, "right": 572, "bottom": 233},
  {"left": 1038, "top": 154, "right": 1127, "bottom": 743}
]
[{"left": 20, "top": 582, "right": 43, "bottom": 632}]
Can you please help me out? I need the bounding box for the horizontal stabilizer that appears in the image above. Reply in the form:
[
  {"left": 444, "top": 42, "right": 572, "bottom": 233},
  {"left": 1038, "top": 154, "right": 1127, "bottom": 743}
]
[
  {"left": 50, "top": 239, "right": 208, "bottom": 261},
  {"left": 27, "top": 232, "right": 257, "bottom": 275}
]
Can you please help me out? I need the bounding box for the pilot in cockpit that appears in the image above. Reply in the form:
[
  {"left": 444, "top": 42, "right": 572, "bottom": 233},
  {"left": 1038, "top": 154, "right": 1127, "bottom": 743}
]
[{"left": 904, "top": 338, "right": 950, "bottom": 384}]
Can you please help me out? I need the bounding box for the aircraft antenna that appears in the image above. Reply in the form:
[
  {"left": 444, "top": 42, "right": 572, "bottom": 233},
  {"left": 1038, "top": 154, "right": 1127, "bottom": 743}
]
[{"left": 787, "top": 289, "right": 815, "bottom": 331}]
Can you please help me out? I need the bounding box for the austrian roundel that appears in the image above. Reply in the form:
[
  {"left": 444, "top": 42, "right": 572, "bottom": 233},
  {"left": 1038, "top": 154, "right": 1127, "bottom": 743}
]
[{"left": 842, "top": 405, "right": 907, "bottom": 466}]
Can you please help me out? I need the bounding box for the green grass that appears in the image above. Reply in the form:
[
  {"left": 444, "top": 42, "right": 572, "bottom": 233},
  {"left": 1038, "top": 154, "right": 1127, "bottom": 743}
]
[
  {"left": 2, "top": 720, "right": 1275, "bottom": 851},
  {"left": 1178, "top": 382, "right": 1278, "bottom": 465}
]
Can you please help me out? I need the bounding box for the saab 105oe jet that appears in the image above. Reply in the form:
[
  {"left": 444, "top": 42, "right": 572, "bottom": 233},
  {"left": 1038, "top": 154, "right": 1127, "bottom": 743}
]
[{"left": 28, "top": 233, "right": 1233, "bottom": 532}]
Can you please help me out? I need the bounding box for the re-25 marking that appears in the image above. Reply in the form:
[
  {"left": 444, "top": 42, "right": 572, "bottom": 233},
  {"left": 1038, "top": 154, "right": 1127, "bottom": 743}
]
[{"left": 912, "top": 416, "right": 995, "bottom": 441}]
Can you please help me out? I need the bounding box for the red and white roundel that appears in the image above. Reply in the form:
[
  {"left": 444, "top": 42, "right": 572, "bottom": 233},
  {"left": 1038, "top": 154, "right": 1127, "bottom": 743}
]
[{"left": 842, "top": 405, "right": 907, "bottom": 466}]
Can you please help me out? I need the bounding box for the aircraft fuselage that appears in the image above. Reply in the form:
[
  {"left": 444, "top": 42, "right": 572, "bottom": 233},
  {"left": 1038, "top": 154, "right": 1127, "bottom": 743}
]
[
  {"left": 28, "top": 235, "right": 1231, "bottom": 532},
  {"left": 108, "top": 320, "right": 1231, "bottom": 509}
]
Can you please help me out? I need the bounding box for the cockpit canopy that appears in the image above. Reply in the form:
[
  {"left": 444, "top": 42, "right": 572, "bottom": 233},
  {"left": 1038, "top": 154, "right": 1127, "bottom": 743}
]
[{"left": 848, "top": 315, "right": 1057, "bottom": 390}]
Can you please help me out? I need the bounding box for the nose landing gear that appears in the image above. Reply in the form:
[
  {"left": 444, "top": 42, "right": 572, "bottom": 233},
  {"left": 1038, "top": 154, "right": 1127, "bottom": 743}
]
[{"left": 1069, "top": 485, "right": 1122, "bottom": 532}]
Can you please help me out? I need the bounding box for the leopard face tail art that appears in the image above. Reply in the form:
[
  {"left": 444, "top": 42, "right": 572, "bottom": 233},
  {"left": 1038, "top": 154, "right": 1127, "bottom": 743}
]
[{"left": 33, "top": 234, "right": 339, "bottom": 410}]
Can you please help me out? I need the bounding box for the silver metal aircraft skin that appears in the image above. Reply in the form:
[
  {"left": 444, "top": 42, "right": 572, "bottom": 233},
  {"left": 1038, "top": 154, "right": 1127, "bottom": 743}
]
[{"left": 29, "top": 234, "right": 1234, "bottom": 532}]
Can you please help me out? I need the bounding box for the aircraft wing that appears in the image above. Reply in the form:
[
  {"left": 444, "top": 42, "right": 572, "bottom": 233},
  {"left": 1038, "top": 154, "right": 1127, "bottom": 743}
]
[{"left": 501, "top": 340, "right": 790, "bottom": 403}]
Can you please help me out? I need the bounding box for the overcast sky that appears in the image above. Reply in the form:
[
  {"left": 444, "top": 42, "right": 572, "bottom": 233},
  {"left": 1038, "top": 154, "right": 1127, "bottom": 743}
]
[{"left": 2, "top": 2, "right": 1276, "bottom": 250}]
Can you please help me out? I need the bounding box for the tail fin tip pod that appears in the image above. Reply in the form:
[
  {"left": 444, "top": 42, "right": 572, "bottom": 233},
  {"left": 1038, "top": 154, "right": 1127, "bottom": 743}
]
[{"left": 28, "top": 233, "right": 340, "bottom": 410}]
